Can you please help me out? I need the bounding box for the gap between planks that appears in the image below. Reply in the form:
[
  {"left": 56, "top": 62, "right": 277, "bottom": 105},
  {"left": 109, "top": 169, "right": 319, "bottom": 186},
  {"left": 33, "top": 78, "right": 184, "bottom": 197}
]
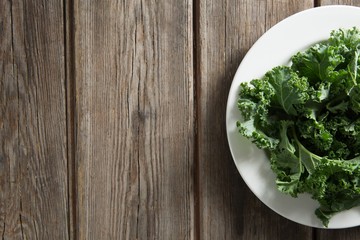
[
  {"left": 193, "top": 0, "right": 202, "bottom": 239},
  {"left": 64, "top": 0, "right": 77, "bottom": 239}
]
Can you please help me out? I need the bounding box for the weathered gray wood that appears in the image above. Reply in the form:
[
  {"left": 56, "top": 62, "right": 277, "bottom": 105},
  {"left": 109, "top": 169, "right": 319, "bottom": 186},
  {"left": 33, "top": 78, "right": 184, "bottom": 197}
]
[
  {"left": 319, "top": 0, "right": 360, "bottom": 5},
  {"left": 316, "top": 228, "right": 360, "bottom": 240},
  {"left": 314, "top": 2, "right": 360, "bottom": 238},
  {"left": 197, "top": 0, "right": 314, "bottom": 239},
  {"left": 0, "top": 0, "right": 69, "bottom": 239},
  {"left": 73, "top": 0, "right": 194, "bottom": 239}
]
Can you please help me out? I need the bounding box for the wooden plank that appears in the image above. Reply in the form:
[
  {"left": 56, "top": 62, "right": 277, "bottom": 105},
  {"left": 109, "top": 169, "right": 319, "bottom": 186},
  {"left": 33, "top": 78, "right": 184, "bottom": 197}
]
[
  {"left": 316, "top": 228, "right": 360, "bottom": 240},
  {"left": 319, "top": 0, "right": 360, "bottom": 5},
  {"left": 197, "top": 0, "right": 314, "bottom": 239},
  {"left": 314, "top": 2, "right": 360, "bottom": 239},
  {"left": 0, "top": 0, "right": 69, "bottom": 239},
  {"left": 73, "top": 1, "right": 194, "bottom": 239}
]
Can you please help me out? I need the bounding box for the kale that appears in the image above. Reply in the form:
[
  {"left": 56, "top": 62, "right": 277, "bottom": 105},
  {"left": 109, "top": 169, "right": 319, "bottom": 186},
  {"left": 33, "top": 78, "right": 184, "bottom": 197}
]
[{"left": 236, "top": 27, "right": 360, "bottom": 227}]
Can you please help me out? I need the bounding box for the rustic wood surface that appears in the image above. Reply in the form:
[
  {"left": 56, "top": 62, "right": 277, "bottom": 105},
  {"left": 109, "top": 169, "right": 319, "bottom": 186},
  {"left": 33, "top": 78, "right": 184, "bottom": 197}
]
[
  {"left": 1, "top": 0, "right": 360, "bottom": 239},
  {"left": 0, "top": 0, "right": 69, "bottom": 239}
]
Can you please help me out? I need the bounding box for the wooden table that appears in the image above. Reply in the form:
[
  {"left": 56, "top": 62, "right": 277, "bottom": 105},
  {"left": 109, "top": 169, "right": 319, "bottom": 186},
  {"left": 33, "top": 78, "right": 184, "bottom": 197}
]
[{"left": 2, "top": 0, "right": 360, "bottom": 239}]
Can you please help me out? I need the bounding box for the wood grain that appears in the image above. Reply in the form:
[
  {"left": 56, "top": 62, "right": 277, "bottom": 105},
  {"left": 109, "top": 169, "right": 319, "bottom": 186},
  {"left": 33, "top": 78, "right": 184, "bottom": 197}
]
[
  {"left": 319, "top": 0, "right": 360, "bottom": 5},
  {"left": 0, "top": 0, "right": 69, "bottom": 239},
  {"left": 197, "top": 0, "right": 314, "bottom": 239},
  {"left": 73, "top": 0, "right": 194, "bottom": 239},
  {"left": 315, "top": 1, "right": 360, "bottom": 238}
]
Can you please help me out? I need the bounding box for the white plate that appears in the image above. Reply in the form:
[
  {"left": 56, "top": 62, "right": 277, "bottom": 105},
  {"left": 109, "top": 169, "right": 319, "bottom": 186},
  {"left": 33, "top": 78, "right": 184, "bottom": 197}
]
[{"left": 226, "top": 5, "right": 360, "bottom": 229}]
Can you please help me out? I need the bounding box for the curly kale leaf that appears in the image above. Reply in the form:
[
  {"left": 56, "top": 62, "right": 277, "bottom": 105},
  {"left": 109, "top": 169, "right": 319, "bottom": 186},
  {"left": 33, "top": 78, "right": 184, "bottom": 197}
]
[
  {"left": 291, "top": 43, "right": 346, "bottom": 83},
  {"left": 305, "top": 157, "right": 360, "bottom": 227},
  {"left": 270, "top": 121, "right": 303, "bottom": 197},
  {"left": 265, "top": 66, "right": 310, "bottom": 115}
]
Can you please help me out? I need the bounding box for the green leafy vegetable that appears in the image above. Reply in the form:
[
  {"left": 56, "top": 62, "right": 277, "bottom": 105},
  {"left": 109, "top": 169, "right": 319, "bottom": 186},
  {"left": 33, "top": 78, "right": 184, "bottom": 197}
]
[{"left": 236, "top": 27, "right": 360, "bottom": 227}]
